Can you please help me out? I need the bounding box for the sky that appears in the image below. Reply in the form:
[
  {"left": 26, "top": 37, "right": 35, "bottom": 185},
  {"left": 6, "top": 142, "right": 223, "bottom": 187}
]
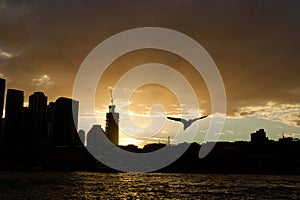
[{"left": 0, "top": 0, "right": 299, "bottom": 147}]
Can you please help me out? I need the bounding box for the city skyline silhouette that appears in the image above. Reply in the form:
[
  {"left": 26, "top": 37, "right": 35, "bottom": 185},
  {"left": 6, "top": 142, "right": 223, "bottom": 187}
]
[
  {"left": 0, "top": 76, "right": 299, "bottom": 174},
  {"left": 1, "top": 1, "right": 299, "bottom": 148},
  {"left": 0, "top": 1, "right": 300, "bottom": 199},
  {"left": 1, "top": 76, "right": 299, "bottom": 149}
]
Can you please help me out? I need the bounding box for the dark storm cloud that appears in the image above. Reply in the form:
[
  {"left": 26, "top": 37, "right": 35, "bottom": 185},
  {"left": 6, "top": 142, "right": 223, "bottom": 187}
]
[{"left": 0, "top": 0, "right": 299, "bottom": 114}]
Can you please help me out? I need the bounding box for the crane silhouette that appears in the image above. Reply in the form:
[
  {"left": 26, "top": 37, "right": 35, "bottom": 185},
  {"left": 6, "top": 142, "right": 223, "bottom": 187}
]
[{"left": 167, "top": 115, "right": 208, "bottom": 130}]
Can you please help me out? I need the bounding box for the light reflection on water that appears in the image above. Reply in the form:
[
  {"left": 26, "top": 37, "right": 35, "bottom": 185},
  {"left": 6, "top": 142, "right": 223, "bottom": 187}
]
[{"left": 0, "top": 172, "right": 299, "bottom": 199}]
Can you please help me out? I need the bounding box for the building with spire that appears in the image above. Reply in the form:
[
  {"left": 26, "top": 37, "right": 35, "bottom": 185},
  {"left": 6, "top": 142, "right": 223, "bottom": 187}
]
[{"left": 105, "top": 90, "right": 119, "bottom": 145}]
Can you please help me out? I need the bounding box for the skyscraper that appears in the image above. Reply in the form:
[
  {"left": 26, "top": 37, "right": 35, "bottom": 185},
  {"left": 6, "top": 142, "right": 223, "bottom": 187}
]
[
  {"left": 29, "top": 92, "right": 48, "bottom": 152},
  {"left": 3, "top": 89, "right": 24, "bottom": 153},
  {"left": 50, "top": 97, "right": 81, "bottom": 147},
  {"left": 0, "top": 78, "right": 5, "bottom": 152},
  {"left": 105, "top": 102, "right": 119, "bottom": 146}
]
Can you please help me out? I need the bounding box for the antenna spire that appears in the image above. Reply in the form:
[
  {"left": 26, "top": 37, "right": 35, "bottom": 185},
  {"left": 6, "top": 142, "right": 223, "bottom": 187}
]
[{"left": 110, "top": 88, "right": 113, "bottom": 105}]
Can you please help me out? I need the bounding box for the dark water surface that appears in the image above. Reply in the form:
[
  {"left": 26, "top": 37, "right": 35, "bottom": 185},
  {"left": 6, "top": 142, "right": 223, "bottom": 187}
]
[{"left": 0, "top": 172, "right": 299, "bottom": 199}]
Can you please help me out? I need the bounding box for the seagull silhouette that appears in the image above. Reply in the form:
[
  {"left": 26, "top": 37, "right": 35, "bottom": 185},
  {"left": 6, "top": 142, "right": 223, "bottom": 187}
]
[{"left": 167, "top": 115, "right": 208, "bottom": 130}]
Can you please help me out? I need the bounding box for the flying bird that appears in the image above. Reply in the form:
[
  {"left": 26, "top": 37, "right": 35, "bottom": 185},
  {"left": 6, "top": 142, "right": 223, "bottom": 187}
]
[{"left": 167, "top": 115, "right": 208, "bottom": 131}]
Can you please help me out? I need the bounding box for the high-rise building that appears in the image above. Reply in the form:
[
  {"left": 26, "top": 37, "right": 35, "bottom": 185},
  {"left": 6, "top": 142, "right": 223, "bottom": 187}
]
[
  {"left": 0, "top": 78, "right": 5, "bottom": 152},
  {"left": 50, "top": 97, "right": 81, "bottom": 147},
  {"left": 3, "top": 89, "right": 24, "bottom": 153},
  {"left": 105, "top": 102, "right": 119, "bottom": 146},
  {"left": 28, "top": 92, "right": 48, "bottom": 151}
]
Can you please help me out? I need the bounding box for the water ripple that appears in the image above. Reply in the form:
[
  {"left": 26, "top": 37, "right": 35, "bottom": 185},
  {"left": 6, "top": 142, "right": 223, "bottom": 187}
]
[{"left": 0, "top": 172, "right": 299, "bottom": 199}]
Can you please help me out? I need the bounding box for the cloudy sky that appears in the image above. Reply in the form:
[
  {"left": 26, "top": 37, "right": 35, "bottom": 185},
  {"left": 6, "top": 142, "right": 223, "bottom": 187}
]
[{"left": 0, "top": 0, "right": 299, "bottom": 146}]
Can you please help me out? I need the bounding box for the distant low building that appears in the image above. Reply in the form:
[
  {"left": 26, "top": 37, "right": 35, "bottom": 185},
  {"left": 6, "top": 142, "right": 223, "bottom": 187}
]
[
  {"left": 143, "top": 143, "right": 166, "bottom": 152},
  {"left": 250, "top": 129, "right": 269, "bottom": 143},
  {"left": 86, "top": 125, "right": 105, "bottom": 148},
  {"left": 119, "top": 144, "right": 139, "bottom": 153},
  {"left": 279, "top": 133, "right": 299, "bottom": 144}
]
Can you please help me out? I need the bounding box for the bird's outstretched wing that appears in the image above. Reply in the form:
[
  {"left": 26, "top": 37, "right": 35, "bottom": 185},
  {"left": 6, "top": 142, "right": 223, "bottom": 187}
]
[
  {"left": 167, "top": 117, "right": 182, "bottom": 122},
  {"left": 167, "top": 117, "right": 187, "bottom": 123},
  {"left": 190, "top": 115, "right": 208, "bottom": 122}
]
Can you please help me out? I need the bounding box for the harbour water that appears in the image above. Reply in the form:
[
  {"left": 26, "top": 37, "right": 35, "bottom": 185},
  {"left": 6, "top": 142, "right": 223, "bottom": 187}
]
[{"left": 0, "top": 172, "right": 299, "bottom": 199}]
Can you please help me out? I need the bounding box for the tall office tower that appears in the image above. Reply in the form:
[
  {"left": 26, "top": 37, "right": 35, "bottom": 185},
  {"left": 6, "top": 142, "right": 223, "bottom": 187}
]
[
  {"left": 28, "top": 92, "right": 48, "bottom": 152},
  {"left": 3, "top": 89, "right": 24, "bottom": 153},
  {"left": 50, "top": 97, "right": 81, "bottom": 147},
  {"left": 105, "top": 100, "right": 119, "bottom": 146},
  {"left": 0, "top": 78, "right": 5, "bottom": 152}
]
